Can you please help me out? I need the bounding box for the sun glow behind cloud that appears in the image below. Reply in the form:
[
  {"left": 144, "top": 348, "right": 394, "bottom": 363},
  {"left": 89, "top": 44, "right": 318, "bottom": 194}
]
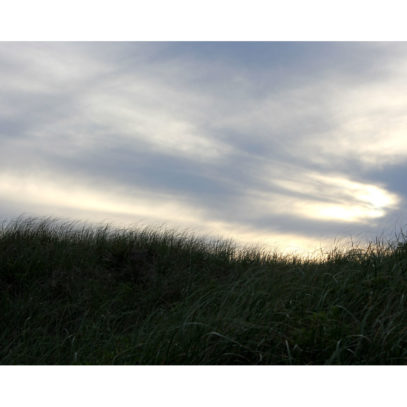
[
  {"left": 268, "top": 172, "right": 399, "bottom": 223},
  {"left": 297, "top": 175, "right": 399, "bottom": 223}
]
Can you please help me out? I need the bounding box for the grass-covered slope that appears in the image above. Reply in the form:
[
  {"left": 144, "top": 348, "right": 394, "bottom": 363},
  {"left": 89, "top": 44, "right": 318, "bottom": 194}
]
[{"left": 1, "top": 217, "right": 407, "bottom": 364}]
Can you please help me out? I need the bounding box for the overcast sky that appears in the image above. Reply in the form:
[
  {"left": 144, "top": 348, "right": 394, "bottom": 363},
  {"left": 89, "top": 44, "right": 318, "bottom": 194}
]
[{"left": 1, "top": 42, "right": 407, "bottom": 254}]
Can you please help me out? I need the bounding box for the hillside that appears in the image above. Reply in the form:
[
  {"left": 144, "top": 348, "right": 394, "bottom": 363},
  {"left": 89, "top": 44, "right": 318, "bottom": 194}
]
[{"left": 1, "top": 217, "right": 407, "bottom": 364}]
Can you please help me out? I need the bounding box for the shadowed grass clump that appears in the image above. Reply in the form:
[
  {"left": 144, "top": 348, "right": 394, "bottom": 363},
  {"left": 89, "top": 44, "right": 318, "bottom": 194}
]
[{"left": 1, "top": 216, "right": 407, "bottom": 364}]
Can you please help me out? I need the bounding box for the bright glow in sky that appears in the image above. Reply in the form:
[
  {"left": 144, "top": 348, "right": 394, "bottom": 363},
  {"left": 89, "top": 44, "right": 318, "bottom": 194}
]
[{"left": 1, "top": 42, "right": 407, "bottom": 255}]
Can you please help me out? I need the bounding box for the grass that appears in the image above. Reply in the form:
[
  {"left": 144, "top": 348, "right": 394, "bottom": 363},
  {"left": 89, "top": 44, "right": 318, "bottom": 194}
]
[{"left": 1, "top": 216, "right": 407, "bottom": 364}]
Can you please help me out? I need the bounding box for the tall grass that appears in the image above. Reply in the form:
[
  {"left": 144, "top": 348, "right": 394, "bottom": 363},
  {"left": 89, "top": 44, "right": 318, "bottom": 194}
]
[{"left": 1, "top": 216, "right": 407, "bottom": 364}]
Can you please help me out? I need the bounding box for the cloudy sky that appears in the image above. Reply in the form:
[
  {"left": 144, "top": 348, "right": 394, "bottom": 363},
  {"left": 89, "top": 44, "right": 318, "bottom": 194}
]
[{"left": 1, "top": 42, "right": 407, "bottom": 254}]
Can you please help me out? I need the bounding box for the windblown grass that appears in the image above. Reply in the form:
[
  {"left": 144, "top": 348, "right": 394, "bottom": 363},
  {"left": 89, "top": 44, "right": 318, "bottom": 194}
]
[{"left": 1, "top": 216, "right": 407, "bottom": 364}]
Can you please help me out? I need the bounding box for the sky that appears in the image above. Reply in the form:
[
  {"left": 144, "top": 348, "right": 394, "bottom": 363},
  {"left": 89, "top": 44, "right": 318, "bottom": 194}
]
[{"left": 1, "top": 41, "right": 407, "bottom": 255}]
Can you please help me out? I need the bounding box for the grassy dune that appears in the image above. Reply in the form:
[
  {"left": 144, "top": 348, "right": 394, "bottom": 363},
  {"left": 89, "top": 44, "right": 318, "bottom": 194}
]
[{"left": 1, "top": 216, "right": 407, "bottom": 364}]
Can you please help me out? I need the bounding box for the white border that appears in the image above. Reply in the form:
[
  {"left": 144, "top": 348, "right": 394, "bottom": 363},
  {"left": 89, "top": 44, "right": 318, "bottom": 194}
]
[
  {"left": 0, "top": 366, "right": 405, "bottom": 407},
  {"left": 1, "top": 0, "right": 407, "bottom": 40}
]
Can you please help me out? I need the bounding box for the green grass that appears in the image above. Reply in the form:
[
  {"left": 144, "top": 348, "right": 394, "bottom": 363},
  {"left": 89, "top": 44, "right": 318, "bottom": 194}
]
[{"left": 1, "top": 216, "right": 407, "bottom": 364}]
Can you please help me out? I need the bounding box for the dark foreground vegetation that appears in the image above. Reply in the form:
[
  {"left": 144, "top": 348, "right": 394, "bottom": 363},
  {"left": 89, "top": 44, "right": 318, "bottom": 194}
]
[{"left": 1, "top": 217, "right": 407, "bottom": 364}]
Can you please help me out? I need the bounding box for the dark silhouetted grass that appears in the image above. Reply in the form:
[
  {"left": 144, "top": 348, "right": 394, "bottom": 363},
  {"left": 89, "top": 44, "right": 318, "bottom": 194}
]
[{"left": 1, "top": 216, "right": 407, "bottom": 364}]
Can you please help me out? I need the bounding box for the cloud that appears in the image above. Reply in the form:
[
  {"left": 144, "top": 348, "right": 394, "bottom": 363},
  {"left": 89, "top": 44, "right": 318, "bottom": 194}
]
[{"left": 1, "top": 42, "right": 407, "bottom": 254}]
